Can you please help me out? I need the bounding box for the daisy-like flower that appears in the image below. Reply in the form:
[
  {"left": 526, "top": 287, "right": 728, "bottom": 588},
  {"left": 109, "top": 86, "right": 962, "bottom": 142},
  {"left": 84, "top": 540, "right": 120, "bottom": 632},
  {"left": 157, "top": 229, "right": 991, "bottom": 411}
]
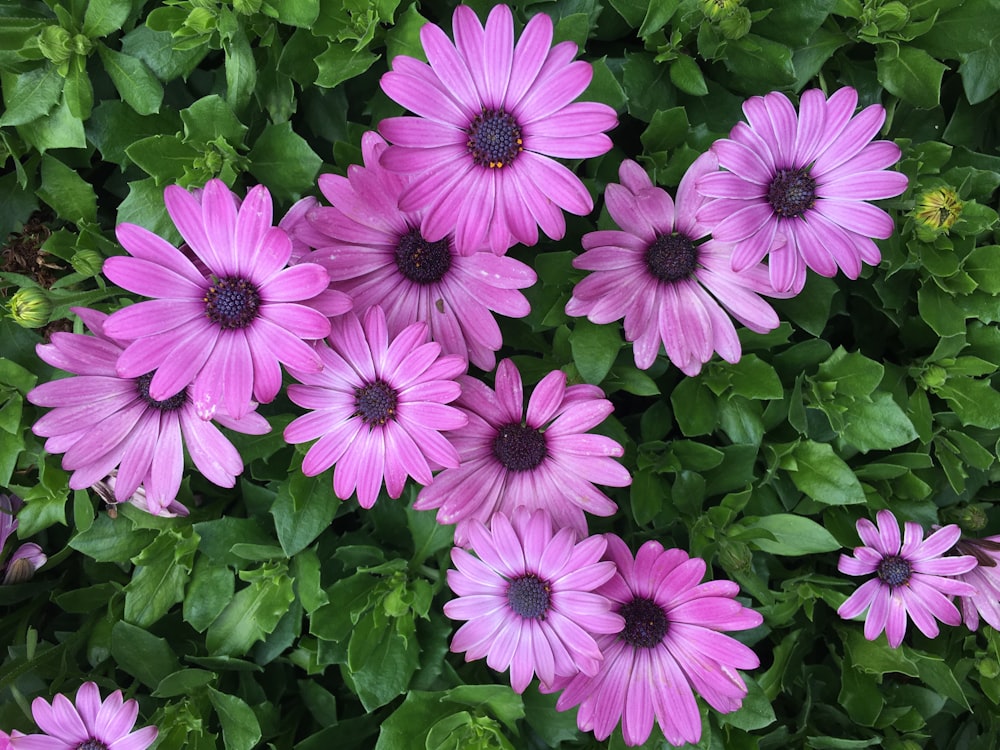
[
  {"left": 444, "top": 508, "right": 623, "bottom": 692},
  {"left": 27, "top": 308, "right": 270, "bottom": 516},
  {"left": 379, "top": 4, "right": 617, "bottom": 255},
  {"left": 284, "top": 305, "right": 469, "bottom": 509},
  {"left": 837, "top": 509, "right": 977, "bottom": 647},
  {"left": 696, "top": 87, "right": 909, "bottom": 294},
  {"left": 0, "top": 494, "right": 46, "bottom": 585},
  {"left": 567, "top": 155, "right": 789, "bottom": 375},
  {"left": 102, "top": 179, "right": 343, "bottom": 421},
  {"left": 550, "top": 536, "right": 762, "bottom": 747},
  {"left": 413, "top": 358, "right": 631, "bottom": 545},
  {"left": 952, "top": 534, "right": 1000, "bottom": 631},
  {"left": 301, "top": 131, "right": 536, "bottom": 371},
  {"left": 91, "top": 471, "right": 189, "bottom": 518},
  {"left": 11, "top": 681, "right": 157, "bottom": 750}
]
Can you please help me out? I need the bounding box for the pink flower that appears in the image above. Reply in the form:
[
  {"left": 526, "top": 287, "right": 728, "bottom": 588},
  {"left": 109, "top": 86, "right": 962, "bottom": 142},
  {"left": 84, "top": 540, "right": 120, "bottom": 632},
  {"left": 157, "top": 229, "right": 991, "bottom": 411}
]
[
  {"left": 567, "top": 155, "right": 789, "bottom": 375},
  {"left": 11, "top": 681, "right": 157, "bottom": 750},
  {"left": 838, "top": 509, "right": 977, "bottom": 647},
  {"left": 102, "top": 179, "right": 343, "bottom": 420},
  {"left": 300, "top": 131, "right": 536, "bottom": 371},
  {"left": 550, "top": 536, "right": 762, "bottom": 746},
  {"left": 697, "top": 87, "right": 908, "bottom": 294},
  {"left": 413, "top": 358, "right": 631, "bottom": 546},
  {"left": 283, "top": 305, "right": 469, "bottom": 509},
  {"left": 952, "top": 535, "right": 1000, "bottom": 631},
  {"left": 379, "top": 4, "right": 617, "bottom": 255},
  {"left": 444, "top": 508, "right": 623, "bottom": 692},
  {"left": 0, "top": 494, "right": 46, "bottom": 584},
  {"left": 27, "top": 308, "right": 270, "bottom": 515}
]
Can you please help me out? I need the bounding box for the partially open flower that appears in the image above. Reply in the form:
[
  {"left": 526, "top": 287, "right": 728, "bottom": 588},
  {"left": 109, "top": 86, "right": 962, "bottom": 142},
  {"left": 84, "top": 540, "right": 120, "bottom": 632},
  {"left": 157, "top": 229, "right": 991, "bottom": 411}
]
[{"left": 0, "top": 493, "right": 46, "bottom": 585}]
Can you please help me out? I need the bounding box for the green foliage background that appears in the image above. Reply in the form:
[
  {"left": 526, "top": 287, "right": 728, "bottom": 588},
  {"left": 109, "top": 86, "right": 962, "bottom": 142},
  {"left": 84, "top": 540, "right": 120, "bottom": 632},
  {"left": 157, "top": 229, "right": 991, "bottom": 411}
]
[{"left": 2, "top": 0, "right": 1000, "bottom": 748}]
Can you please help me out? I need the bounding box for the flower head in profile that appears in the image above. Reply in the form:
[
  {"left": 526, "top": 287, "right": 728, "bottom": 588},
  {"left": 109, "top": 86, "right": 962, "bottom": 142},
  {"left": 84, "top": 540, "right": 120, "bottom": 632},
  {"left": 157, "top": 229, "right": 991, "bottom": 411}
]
[
  {"left": 413, "top": 358, "right": 631, "bottom": 545},
  {"left": 102, "top": 179, "right": 341, "bottom": 420},
  {"left": 91, "top": 471, "right": 189, "bottom": 519},
  {"left": 697, "top": 87, "right": 908, "bottom": 293},
  {"left": 284, "top": 305, "right": 469, "bottom": 509},
  {"left": 952, "top": 534, "right": 1000, "bottom": 631},
  {"left": 0, "top": 494, "right": 46, "bottom": 584},
  {"left": 301, "top": 131, "right": 536, "bottom": 371},
  {"left": 445, "top": 508, "right": 623, "bottom": 693},
  {"left": 27, "top": 308, "right": 270, "bottom": 516},
  {"left": 837, "top": 509, "right": 977, "bottom": 647},
  {"left": 567, "top": 155, "right": 789, "bottom": 375},
  {"left": 379, "top": 4, "right": 617, "bottom": 255},
  {"left": 11, "top": 681, "right": 157, "bottom": 750},
  {"left": 550, "top": 536, "right": 762, "bottom": 746}
]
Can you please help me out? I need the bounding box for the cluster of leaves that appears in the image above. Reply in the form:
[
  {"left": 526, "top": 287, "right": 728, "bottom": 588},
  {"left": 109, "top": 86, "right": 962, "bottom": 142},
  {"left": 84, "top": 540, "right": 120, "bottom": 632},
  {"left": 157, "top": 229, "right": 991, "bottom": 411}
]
[{"left": 3, "top": 0, "right": 1000, "bottom": 748}]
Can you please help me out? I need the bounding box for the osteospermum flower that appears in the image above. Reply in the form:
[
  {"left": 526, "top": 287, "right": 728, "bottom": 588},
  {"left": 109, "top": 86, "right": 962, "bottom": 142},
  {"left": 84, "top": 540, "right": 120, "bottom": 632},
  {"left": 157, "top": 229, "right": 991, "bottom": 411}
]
[
  {"left": 11, "top": 681, "right": 157, "bottom": 750},
  {"left": 445, "top": 508, "right": 623, "bottom": 692},
  {"left": 696, "top": 87, "right": 908, "bottom": 293},
  {"left": 837, "top": 509, "right": 977, "bottom": 647},
  {"left": 378, "top": 4, "right": 617, "bottom": 255},
  {"left": 102, "top": 179, "right": 343, "bottom": 420},
  {"left": 0, "top": 494, "right": 46, "bottom": 584},
  {"left": 550, "top": 536, "right": 762, "bottom": 747},
  {"left": 413, "top": 358, "right": 631, "bottom": 545},
  {"left": 301, "top": 131, "right": 537, "bottom": 371},
  {"left": 284, "top": 305, "right": 469, "bottom": 509},
  {"left": 27, "top": 308, "right": 270, "bottom": 515},
  {"left": 952, "top": 534, "right": 1000, "bottom": 631},
  {"left": 567, "top": 155, "right": 789, "bottom": 375}
]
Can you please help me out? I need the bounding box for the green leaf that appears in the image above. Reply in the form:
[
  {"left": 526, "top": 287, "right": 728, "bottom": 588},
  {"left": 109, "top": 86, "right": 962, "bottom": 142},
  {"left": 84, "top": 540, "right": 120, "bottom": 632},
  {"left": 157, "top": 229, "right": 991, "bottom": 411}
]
[
  {"left": 124, "top": 527, "right": 199, "bottom": 628},
  {"left": 208, "top": 688, "right": 262, "bottom": 750},
  {"left": 585, "top": 56, "right": 627, "bottom": 111},
  {"left": 348, "top": 614, "right": 419, "bottom": 710},
  {"left": 206, "top": 562, "right": 295, "bottom": 655},
  {"left": 728, "top": 355, "right": 784, "bottom": 400},
  {"left": 936, "top": 377, "right": 1000, "bottom": 428},
  {"left": 384, "top": 1, "right": 428, "bottom": 61},
  {"left": 117, "top": 178, "right": 182, "bottom": 242},
  {"left": 314, "top": 40, "right": 378, "bottom": 88},
  {"left": 960, "top": 41, "right": 1000, "bottom": 104},
  {"left": 111, "top": 621, "right": 181, "bottom": 688},
  {"left": 718, "top": 676, "right": 776, "bottom": 730},
  {"left": 917, "top": 282, "right": 966, "bottom": 337},
  {"left": 36, "top": 155, "right": 97, "bottom": 225},
  {"left": 248, "top": 122, "right": 322, "bottom": 202},
  {"left": 153, "top": 668, "right": 216, "bottom": 698},
  {"left": 63, "top": 64, "right": 93, "bottom": 120},
  {"left": 671, "top": 377, "right": 716, "bottom": 437},
  {"left": 82, "top": 0, "right": 131, "bottom": 38},
  {"left": 270, "top": 470, "right": 337, "bottom": 557},
  {"left": 121, "top": 25, "right": 207, "bottom": 82},
  {"left": 183, "top": 559, "right": 235, "bottom": 632},
  {"left": 788, "top": 440, "right": 866, "bottom": 505},
  {"left": 224, "top": 28, "right": 256, "bottom": 111},
  {"left": 815, "top": 348, "right": 884, "bottom": 398},
  {"left": 97, "top": 45, "right": 164, "bottom": 116},
  {"left": 69, "top": 512, "right": 157, "bottom": 562},
  {"left": 876, "top": 44, "right": 947, "bottom": 109},
  {"left": 640, "top": 107, "right": 690, "bottom": 152},
  {"left": 741, "top": 514, "right": 842, "bottom": 556},
  {"left": 622, "top": 51, "right": 675, "bottom": 122},
  {"left": 569, "top": 320, "right": 621, "bottom": 384},
  {"left": 181, "top": 95, "right": 248, "bottom": 147},
  {"left": 0, "top": 67, "right": 63, "bottom": 127},
  {"left": 630, "top": 469, "right": 669, "bottom": 526},
  {"left": 269, "top": 0, "right": 320, "bottom": 27},
  {"left": 839, "top": 392, "right": 918, "bottom": 452},
  {"left": 669, "top": 54, "right": 708, "bottom": 96}
]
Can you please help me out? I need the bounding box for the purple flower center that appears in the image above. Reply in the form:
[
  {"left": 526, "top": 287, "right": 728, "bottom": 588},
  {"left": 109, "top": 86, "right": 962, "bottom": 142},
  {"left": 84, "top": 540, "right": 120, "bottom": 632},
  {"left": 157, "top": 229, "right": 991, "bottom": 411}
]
[
  {"left": 767, "top": 167, "right": 816, "bottom": 218},
  {"left": 466, "top": 108, "right": 523, "bottom": 169},
  {"left": 646, "top": 233, "right": 698, "bottom": 282},
  {"left": 507, "top": 573, "right": 551, "bottom": 619},
  {"left": 876, "top": 554, "right": 912, "bottom": 587},
  {"left": 395, "top": 228, "right": 452, "bottom": 284},
  {"left": 619, "top": 596, "right": 668, "bottom": 648},
  {"left": 136, "top": 373, "right": 188, "bottom": 411},
  {"left": 355, "top": 380, "right": 398, "bottom": 426},
  {"left": 204, "top": 276, "right": 261, "bottom": 329},
  {"left": 77, "top": 740, "right": 109, "bottom": 750},
  {"left": 492, "top": 422, "right": 547, "bottom": 472}
]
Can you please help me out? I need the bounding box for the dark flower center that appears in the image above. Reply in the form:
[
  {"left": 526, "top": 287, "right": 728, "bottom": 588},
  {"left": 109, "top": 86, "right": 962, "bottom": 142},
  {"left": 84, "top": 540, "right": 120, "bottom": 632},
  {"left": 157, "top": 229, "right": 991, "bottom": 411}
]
[
  {"left": 355, "top": 380, "right": 398, "bottom": 426},
  {"left": 136, "top": 373, "right": 188, "bottom": 411},
  {"left": 507, "top": 574, "right": 551, "bottom": 619},
  {"left": 77, "top": 740, "right": 109, "bottom": 750},
  {"left": 646, "top": 233, "right": 698, "bottom": 282},
  {"left": 619, "top": 597, "right": 668, "bottom": 648},
  {"left": 204, "top": 276, "right": 261, "bottom": 329},
  {"left": 467, "top": 108, "right": 523, "bottom": 169},
  {"left": 492, "top": 422, "right": 547, "bottom": 472},
  {"left": 395, "top": 228, "right": 452, "bottom": 284},
  {"left": 767, "top": 167, "right": 816, "bottom": 218},
  {"left": 877, "top": 555, "right": 912, "bottom": 587}
]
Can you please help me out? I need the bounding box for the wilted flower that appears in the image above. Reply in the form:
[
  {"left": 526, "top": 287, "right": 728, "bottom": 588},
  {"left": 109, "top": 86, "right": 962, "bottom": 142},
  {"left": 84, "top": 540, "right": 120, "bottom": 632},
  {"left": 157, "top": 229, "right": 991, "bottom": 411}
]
[
  {"left": 91, "top": 471, "right": 189, "bottom": 518},
  {"left": 0, "top": 494, "right": 46, "bottom": 585},
  {"left": 952, "top": 535, "right": 1000, "bottom": 631}
]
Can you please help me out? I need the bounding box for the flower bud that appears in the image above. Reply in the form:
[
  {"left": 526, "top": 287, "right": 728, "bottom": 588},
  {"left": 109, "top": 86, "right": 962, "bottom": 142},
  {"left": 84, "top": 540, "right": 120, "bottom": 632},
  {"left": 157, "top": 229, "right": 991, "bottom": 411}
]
[
  {"left": 913, "top": 187, "right": 962, "bottom": 233},
  {"left": 71, "top": 249, "right": 104, "bottom": 278},
  {"left": 719, "top": 6, "right": 752, "bottom": 39},
  {"left": 9, "top": 287, "right": 53, "bottom": 328},
  {"left": 719, "top": 539, "right": 754, "bottom": 573},
  {"left": 37, "top": 25, "right": 73, "bottom": 66}
]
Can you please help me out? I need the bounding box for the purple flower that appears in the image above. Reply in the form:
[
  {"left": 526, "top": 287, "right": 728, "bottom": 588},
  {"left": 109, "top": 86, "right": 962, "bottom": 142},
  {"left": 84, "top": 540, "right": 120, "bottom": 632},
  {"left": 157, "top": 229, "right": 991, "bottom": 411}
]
[
  {"left": 567, "top": 155, "right": 789, "bottom": 375},
  {"left": 697, "top": 87, "right": 908, "bottom": 294},
  {"left": 299, "top": 131, "right": 537, "bottom": 371},
  {"left": 379, "top": 4, "right": 617, "bottom": 255},
  {"left": 0, "top": 494, "right": 46, "bottom": 585},
  {"left": 10, "top": 681, "right": 157, "bottom": 750},
  {"left": 444, "top": 508, "right": 623, "bottom": 693},
  {"left": 284, "top": 305, "right": 469, "bottom": 509},
  {"left": 952, "top": 534, "right": 1000, "bottom": 632},
  {"left": 413, "top": 358, "right": 631, "bottom": 546},
  {"left": 102, "top": 179, "right": 342, "bottom": 420},
  {"left": 837, "top": 509, "right": 977, "bottom": 647},
  {"left": 550, "top": 536, "right": 763, "bottom": 746},
  {"left": 27, "top": 308, "right": 270, "bottom": 515},
  {"left": 91, "top": 471, "right": 189, "bottom": 518}
]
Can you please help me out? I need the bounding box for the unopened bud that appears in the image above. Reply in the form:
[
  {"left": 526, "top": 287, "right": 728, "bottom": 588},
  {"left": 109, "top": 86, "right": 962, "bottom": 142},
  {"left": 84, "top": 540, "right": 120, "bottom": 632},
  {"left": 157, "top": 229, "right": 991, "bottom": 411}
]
[
  {"left": 719, "top": 6, "right": 751, "bottom": 39},
  {"left": 71, "top": 249, "right": 104, "bottom": 278},
  {"left": 914, "top": 187, "right": 962, "bottom": 233},
  {"left": 9, "top": 288, "right": 53, "bottom": 328},
  {"left": 719, "top": 539, "right": 753, "bottom": 573},
  {"left": 37, "top": 25, "right": 72, "bottom": 66}
]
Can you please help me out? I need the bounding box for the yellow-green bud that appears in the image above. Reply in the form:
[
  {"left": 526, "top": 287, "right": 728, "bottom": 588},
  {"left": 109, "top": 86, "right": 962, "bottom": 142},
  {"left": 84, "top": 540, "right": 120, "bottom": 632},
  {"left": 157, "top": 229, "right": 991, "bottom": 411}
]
[
  {"left": 944, "top": 504, "right": 989, "bottom": 532},
  {"left": 71, "top": 33, "right": 93, "bottom": 57},
  {"left": 233, "top": 0, "right": 263, "bottom": 15},
  {"left": 919, "top": 364, "right": 947, "bottom": 390},
  {"left": 914, "top": 187, "right": 962, "bottom": 232},
  {"left": 719, "top": 539, "right": 753, "bottom": 573},
  {"left": 70, "top": 249, "right": 104, "bottom": 278},
  {"left": 701, "top": 0, "right": 743, "bottom": 21},
  {"left": 719, "top": 6, "right": 751, "bottom": 39},
  {"left": 9, "top": 288, "right": 53, "bottom": 328},
  {"left": 37, "top": 25, "right": 73, "bottom": 66},
  {"left": 978, "top": 659, "right": 1000, "bottom": 679}
]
